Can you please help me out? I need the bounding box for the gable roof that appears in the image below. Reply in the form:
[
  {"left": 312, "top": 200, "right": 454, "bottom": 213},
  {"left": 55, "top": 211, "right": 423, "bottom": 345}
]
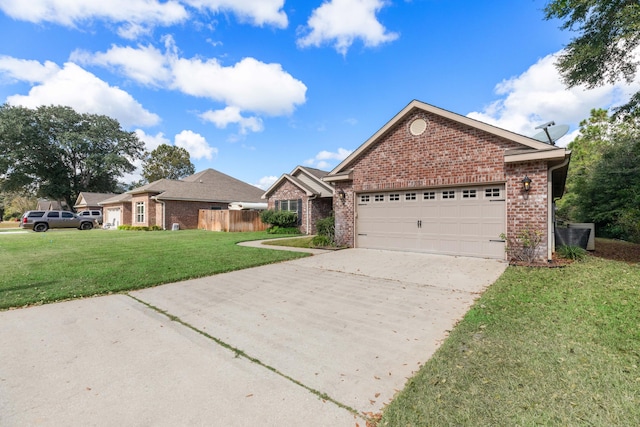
[
  {"left": 262, "top": 166, "right": 333, "bottom": 199},
  {"left": 327, "top": 99, "right": 570, "bottom": 179},
  {"left": 74, "top": 192, "right": 117, "bottom": 209},
  {"left": 128, "top": 168, "right": 263, "bottom": 203},
  {"left": 99, "top": 193, "right": 132, "bottom": 205}
]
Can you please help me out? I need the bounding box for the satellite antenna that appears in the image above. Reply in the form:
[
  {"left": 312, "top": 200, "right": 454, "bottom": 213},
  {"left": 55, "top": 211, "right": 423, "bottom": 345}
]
[{"left": 531, "top": 121, "right": 569, "bottom": 145}]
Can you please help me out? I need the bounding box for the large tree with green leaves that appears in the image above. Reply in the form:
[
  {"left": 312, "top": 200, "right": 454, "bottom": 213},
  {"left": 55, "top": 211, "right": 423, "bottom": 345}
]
[
  {"left": 0, "top": 104, "right": 144, "bottom": 209},
  {"left": 544, "top": 0, "right": 640, "bottom": 117},
  {"left": 558, "top": 109, "right": 640, "bottom": 241},
  {"left": 141, "top": 143, "right": 195, "bottom": 183}
]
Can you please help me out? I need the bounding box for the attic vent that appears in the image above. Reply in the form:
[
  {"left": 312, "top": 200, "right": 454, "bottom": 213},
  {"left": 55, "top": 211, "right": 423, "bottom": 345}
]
[{"left": 409, "top": 118, "right": 427, "bottom": 136}]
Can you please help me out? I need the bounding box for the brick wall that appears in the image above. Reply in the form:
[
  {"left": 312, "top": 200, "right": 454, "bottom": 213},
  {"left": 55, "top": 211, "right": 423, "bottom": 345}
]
[
  {"left": 505, "top": 161, "right": 548, "bottom": 261},
  {"left": 332, "top": 108, "right": 551, "bottom": 261},
  {"left": 267, "top": 181, "right": 309, "bottom": 232},
  {"left": 163, "top": 200, "right": 228, "bottom": 229},
  {"left": 309, "top": 197, "right": 333, "bottom": 234}
]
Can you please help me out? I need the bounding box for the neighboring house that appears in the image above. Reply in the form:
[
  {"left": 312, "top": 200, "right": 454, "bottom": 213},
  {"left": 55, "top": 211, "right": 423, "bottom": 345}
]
[
  {"left": 262, "top": 166, "right": 334, "bottom": 234},
  {"left": 100, "top": 168, "right": 263, "bottom": 230},
  {"left": 99, "top": 193, "right": 132, "bottom": 228},
  {"left": 36, "top": 199, "right": 68, "bottom": 211},
  {"left": 74, "top": 192, "right": 116, "bottom": 212},
  {"left": 323, "top": 100, "right": 571, "bottom": 262}
]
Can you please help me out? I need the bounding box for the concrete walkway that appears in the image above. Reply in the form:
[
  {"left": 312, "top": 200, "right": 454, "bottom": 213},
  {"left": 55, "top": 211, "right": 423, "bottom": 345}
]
[{"left": 0, "top": 248, "right": 506, "bottom": 426}]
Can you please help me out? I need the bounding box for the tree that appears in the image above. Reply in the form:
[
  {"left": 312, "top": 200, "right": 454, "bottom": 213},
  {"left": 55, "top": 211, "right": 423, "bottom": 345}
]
[
  {"left": 555, "top": 109, "right": 614, "bottom": 221},
  {"left": 141, "top": 144, "right": 195, "bottom": 183},
  {"left": 544, "top": 0, "right": 640, "bottom": 117},
  {"left": 557, "top": 108, "right": 640, "bottom": 241},
  {"left": 0, "top": 104, "right": 144, "bottom": 209}
]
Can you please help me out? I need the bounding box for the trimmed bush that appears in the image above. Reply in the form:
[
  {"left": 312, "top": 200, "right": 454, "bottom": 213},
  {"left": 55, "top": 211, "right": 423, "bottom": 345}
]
[
  {"left": 266, "top": 226, "right": 300, "bottom": 235},
  {"left": 261, "top": 209, "right": 298, "bottom": 229}
]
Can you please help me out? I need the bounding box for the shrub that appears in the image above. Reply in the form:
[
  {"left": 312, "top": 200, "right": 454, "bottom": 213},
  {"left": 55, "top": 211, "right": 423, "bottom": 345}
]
[
  {"left": 557, "top": 245, "right": 588, "bottom": 261},
  {"left": 313, "top": 214, "right": 335, "bottom": 247},
  {"left": 311, "top": 235, "right": 332, "bottom": 247},
  {"left": 117, "top": 225, "right": 163, "bottom": 231},
  {"left": 261, "top": 209, "right": 298, "bottom": 229},
  {"left": 266, "top": 226, "right": 300, "bottom": 235},
  {"left": 500, "top": 225, "right": 544, "bottom": 264}
]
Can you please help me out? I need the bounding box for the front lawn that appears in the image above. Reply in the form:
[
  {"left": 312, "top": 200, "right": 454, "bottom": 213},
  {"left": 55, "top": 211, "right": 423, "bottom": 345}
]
[
  {"left": 380, "top": 244, "right": 640, "bottom": 426},
  {"left": 0, "top": 229, "right": 308, "bottom": 310}
]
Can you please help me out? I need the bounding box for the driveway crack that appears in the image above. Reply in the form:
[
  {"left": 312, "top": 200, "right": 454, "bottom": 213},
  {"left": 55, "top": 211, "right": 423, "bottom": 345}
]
[{"left": 126, "top": 293, "right": 367, "bottom": 424}]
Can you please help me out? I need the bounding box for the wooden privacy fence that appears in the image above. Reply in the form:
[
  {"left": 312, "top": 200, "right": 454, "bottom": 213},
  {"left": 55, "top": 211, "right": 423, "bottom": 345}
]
[{"left": 198, "top": 209, "right": 268, "bottom": 232}]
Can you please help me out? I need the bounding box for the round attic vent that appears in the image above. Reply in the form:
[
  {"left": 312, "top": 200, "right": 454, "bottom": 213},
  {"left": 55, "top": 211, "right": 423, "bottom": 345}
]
[{"left": 409, "top": 118, "right": 427, "bottom": 136}]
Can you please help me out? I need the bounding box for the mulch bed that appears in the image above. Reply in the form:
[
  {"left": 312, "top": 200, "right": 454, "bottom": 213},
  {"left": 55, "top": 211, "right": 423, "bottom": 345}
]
[
  {"left": 508, "top": 238, "right": 640, "bottom": 267},
  {"left": 591, "top": 238, "right": 640, "bottom": 264}
]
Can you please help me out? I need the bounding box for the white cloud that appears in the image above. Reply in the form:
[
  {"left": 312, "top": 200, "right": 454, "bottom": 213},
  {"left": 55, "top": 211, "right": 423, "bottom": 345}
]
[
  {"left": 174, "top": 129, "right": 217, "bottom": 160},
  {"left": 304, "top": 147, "right": 353, "bottom": 170},
  {"left": 199, "top": 106, "right": 264, "bottom": 134},
  {"left": 0, "top": 0, "right": 188, "bottom": 39},
  {"left": 297, "top": 0, "right": 399, "bottom": 55},
  {"left": 75, "top": 38, "right": 307, "bottom": 132},
  {"left": 0, "top": 56, "right": 60, "bottom": 83},
  {"left": 467, "top": 51, "right": 640, "bottom": 147},
  {"left": 183, "top": 0, "right": 287, "bottom": 28},
  {"left": 134, "top": 129, "right": 171, "bottom": 152},
  {"left": 71, "top": 44, "right": 170, "bottom": 87},
  {"left": 252, "top": 175, "right": 278, "bottom": 190},
  {"left": 2, "top": 61, "right": 159, "bottom": 128},
  {"left": 171, "top": 56, "right": 306, "bottom": 115}
]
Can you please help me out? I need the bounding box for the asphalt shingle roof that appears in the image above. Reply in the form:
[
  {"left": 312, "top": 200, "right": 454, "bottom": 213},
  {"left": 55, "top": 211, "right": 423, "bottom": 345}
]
[{"left": 127, "top": 169, "right": 263, "bottom": 203}]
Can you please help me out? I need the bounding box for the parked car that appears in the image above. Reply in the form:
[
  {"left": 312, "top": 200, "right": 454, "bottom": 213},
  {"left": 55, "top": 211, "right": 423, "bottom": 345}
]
[
  {"left": 20, "top": 210, "right": 96, "bottom": 232},
  {"left": 76, "top": 209, "right": 103, "bottom": 225}
]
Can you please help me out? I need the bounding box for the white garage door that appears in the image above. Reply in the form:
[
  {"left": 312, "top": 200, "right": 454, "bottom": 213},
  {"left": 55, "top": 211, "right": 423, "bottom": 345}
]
[
  {"left": 106, "top": 208, "right": 120, "bottom": 227},
  {"left": 356, "top": 185, "right": 505, "bottom": 259}
]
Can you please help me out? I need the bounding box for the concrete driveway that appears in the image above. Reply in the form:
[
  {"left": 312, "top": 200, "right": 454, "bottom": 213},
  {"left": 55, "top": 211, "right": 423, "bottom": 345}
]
[{"left": 0, "top": 248, "right": 506, "bottom": 426}]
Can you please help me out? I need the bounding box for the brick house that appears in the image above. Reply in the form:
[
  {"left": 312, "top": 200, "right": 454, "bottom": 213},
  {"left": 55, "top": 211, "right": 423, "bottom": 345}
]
[
  {"left": 100, "top": 169, "right": 264, "bottom": 230},
  {"left": 262, "top": 166, "right": 334, "bottom": 234},
  {"left": 73, "top": 192, "right": 116, "bottom": 212},
  {"left": 323, "top": 100, "right": 571, "bottom": 262}
]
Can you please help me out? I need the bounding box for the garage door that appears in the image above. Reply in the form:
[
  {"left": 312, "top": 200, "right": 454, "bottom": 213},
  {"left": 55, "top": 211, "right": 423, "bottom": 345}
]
[
  {"left": 106, "top": 208, "right": 120, "bottom": 227},
  {"left": 356, "top": 185, "right": 505, "bottom": 259}
]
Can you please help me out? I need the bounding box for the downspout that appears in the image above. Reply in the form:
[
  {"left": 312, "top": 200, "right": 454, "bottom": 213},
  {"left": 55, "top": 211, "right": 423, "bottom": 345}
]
[
  {"left": 306, "top": 195, "right": 317, "bottom": 234},
  {"left": 547, "top": 157, "right": 570, "bottom": 260},
  {"left": 152, "top": 196, "right": 166, "bottom": 230}
]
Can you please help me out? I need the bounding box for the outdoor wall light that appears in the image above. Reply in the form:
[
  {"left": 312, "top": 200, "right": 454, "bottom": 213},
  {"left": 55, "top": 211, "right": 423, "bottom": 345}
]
[
  {"left": 337, "top": 188, "right": 346, "bottom": 203},
  {"left": 521, "top": 176, "right": 532, "bottom": 192}
]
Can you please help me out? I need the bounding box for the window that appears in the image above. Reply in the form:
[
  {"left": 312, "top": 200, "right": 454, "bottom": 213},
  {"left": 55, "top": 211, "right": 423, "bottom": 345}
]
[
  {"left": 389, "top": 193, "right": 400, "bottom": 201},
  {"left": 279, "top": 199, "right": 298, "bottom": 212},
  {"left": 360, "top": 195, "right": 370, "bottom": 202},
  {"left": 405, "top": 192, "right": 417, "bottom": 201},
  {"left": 374, "top": 194, "right": 384, "bottom": 202},
  {"left": 136, "top": 202, "right": 145, "bottom": 223},
  {"left": 46, "top": 211, "right": 59, "bottom": 218},
  {"left": 462, "top": 189, "right": 477, "bottom": 199},
  {"left": 423, "top": 191, "right": 435, "bottom": 200},
  {"left": 442, "top": 190, "right": 455, "bottom": 199},
  {"left": 485, "top": 188, "right": 501, "bottom": 198},
  {"left": 62, "top": 212, "right": 74, "bottom": 218}
]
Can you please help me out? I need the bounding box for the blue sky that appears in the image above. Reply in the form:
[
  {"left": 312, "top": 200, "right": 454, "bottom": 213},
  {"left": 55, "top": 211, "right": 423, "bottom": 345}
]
[{"left": 0, "top": 0, "right": 638, "bottom": 190}]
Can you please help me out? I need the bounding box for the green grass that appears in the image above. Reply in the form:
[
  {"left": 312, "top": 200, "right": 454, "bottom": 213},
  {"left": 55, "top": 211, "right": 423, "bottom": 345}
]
[
  {"left": 261, "top": 236, "right": 315, "bottom": 248},
  {"left": 380, "top": 256, "right": 640, "bottom": 426},
  {"left": 0, "top": 229, "right": 308, "bottom": 309}
]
